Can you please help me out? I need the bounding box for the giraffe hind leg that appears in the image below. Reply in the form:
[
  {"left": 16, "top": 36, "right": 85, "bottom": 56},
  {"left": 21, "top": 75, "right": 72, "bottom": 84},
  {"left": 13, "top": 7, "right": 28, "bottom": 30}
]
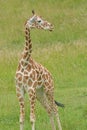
[
  {"left": 16, "top": 86, "right": 25, "bottom": 130},
  {"left": 45, "top": 88, "right": 62, "bottom": 130},
  {"left": 36, "top": 87, "right": 56, "bottom": 130}
]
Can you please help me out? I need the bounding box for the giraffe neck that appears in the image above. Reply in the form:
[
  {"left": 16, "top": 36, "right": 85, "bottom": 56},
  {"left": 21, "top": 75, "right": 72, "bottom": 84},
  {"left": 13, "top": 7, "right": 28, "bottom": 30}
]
[{"left": 21, "top": 25, "right": 32, "bottom": 65}]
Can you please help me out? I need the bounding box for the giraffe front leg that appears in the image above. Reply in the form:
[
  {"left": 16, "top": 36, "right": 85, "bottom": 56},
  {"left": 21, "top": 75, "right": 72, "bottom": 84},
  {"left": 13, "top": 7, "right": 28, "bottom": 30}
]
[
  {"left": 16, "top": 87, "right": 25, "bottom": 130},
  {"left": 28, "top": 88, "right": 36, "bottom": 130},
  {"left": 19, "top": 102, "right": 25, "bottom": 130}
]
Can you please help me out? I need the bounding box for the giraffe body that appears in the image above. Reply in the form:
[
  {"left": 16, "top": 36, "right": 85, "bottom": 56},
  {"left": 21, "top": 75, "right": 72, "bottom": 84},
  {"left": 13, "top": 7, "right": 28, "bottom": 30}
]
[{"left": 15, "top": 11, "right": 62, "bottom": 130}]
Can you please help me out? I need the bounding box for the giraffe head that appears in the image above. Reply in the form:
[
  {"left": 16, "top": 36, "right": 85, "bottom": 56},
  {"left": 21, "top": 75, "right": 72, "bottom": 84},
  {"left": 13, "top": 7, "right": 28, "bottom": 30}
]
[{"left": 25, "top": 10, "right": 54, "bottom": 31}]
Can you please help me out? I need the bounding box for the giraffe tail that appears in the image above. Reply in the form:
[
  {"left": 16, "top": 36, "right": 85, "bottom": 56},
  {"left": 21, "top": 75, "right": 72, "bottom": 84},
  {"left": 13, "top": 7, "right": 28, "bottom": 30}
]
[{"left": 55, "top": 100, "right": 64, "bottom": 108}]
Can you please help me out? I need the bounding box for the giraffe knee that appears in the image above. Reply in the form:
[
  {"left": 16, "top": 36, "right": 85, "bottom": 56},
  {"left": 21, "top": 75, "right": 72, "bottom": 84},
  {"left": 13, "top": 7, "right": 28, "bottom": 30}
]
[
  {"left": 20, "top": 104, "right": 25, "bottom": 123},
  {"left": 30, "top": 114, "right": 35, "bottom": 123},
  {"left": 20, "top": 114, "right": 25, "bottom": 124}
]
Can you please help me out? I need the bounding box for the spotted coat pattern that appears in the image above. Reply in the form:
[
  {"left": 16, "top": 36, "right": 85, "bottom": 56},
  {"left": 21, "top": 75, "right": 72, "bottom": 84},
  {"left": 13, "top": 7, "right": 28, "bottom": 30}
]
[{"left": 15, "top": 13, "right": 62, "bottom": 130}]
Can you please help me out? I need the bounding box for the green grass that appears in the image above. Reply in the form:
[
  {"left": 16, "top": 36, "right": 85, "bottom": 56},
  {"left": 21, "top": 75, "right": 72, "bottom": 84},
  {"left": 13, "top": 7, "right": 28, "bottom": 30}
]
[{"left": 0, "top": 0, "right": 87, "bottom": 130}]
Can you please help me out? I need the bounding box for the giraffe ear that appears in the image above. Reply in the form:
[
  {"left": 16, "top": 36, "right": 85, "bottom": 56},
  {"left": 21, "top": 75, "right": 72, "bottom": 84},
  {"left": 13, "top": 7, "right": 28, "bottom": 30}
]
[{"left": 32, "top": 10, "right": 35, "bottom": 15}]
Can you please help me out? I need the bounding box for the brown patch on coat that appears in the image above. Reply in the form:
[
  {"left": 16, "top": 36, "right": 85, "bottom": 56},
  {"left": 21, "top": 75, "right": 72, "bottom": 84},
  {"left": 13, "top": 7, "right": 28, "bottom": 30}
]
[
  {"left": 17, "top": 93, "right": 21, "bottom": 97},
  {"left": 28, "top": 79, "right": 33, "bottom": 86},
  {"left": 26, "top": 64, "right": 31, "bottom": 72},
  {"left": 30, "top": 71, "right": 36, "bottom": 80},
  {"left": 19, "top": 97, "right": 24, "bottom": 102},
  {"left": 33, "top": 81, "right": 37, "bottom": 88},
  {"left": 23, "top": 52, "right": 28, "bottom": 59}
]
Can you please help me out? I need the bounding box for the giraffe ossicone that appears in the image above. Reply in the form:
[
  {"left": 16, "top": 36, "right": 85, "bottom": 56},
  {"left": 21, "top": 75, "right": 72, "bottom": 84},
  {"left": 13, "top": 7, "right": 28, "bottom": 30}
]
[{"left": 15, "top": 10, "right": 63, "bottom": 130}]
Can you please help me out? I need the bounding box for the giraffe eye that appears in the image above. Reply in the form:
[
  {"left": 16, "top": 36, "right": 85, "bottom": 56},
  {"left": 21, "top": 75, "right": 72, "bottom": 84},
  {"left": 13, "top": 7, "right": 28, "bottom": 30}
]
[{"left": 38, "top": 20, "right": 41, "bottom": 23}]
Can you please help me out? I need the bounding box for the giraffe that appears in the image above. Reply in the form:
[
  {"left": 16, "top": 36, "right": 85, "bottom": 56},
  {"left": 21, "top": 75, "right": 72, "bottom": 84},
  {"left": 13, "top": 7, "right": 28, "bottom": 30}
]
[{"left": 15, "top": 10, "right": 64, "bottom": 130}]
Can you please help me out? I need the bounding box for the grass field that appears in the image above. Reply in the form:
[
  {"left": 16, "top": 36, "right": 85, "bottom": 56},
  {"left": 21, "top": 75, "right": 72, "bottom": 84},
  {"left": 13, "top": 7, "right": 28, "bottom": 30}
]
[{"left": 0, "top": 0, "right": 87, "bottom": 130}]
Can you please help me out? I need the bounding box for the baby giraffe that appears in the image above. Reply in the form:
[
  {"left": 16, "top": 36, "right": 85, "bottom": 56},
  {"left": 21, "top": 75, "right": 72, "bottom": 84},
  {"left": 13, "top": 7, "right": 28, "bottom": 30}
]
[{"left": 15, "top": 10, "right": 63, "bottom": 130}]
